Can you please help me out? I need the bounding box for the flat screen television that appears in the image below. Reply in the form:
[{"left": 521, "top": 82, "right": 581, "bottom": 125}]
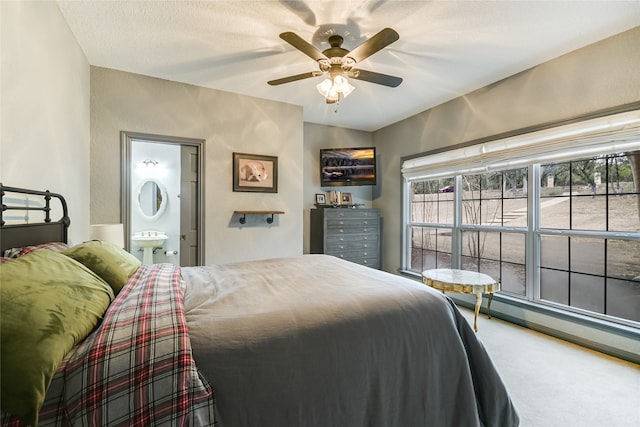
[{"left": 320, "top": 147, "right": 377, "bottom": 187}]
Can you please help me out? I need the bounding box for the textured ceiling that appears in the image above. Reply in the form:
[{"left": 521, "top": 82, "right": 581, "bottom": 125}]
[{"left": 57, "top": 1, "right": 640, "bottom": 131}]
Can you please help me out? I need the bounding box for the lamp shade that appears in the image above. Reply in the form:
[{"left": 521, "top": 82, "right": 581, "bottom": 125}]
[
  {"left": 89, "top": 224, "right": 125, "bottom": 248},
  {"left": 333, "top": 75, "right": 354, "bottom": 98},
  {"left": 316, "top": 78, "right": 333, "bottom": 97}
]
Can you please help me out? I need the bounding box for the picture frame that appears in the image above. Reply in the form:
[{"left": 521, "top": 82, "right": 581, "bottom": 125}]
[
  {"left": 341, "top": 192, "right": 353, "bottom": 205},
  {"left": 233, "top": 152, "right": 278, "bottom": 193},
  {"left": 315, "top": 193, "right": 326, "bottom": 204},
  {"left": 329, "top": 190, "right": 341, "bottom": 205}
]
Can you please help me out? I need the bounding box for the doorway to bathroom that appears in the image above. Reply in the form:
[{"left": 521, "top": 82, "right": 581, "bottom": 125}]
[{"left": 121, "top": 131, "right": 205, "bottom": 266}]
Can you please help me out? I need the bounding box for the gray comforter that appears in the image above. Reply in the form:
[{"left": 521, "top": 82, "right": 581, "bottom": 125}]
[{"left": 183, "top": 255, "right": 519, "bottom": 427}]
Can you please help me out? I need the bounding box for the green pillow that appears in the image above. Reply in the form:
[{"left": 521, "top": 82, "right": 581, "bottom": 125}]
[
  {"left": 62, "top": 240, "right": 141, "bottom": 295},
  {"left": 0, "top": 249, "right": 114, "bottom": 425}
]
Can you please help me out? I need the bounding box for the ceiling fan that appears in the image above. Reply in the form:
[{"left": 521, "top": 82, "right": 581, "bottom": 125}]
[{"left": 268, "top": 28, "right": 402, "bottom": 103}]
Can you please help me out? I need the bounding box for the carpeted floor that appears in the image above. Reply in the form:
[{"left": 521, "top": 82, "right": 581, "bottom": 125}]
[{"left": 457, "top": 307, "right": 640, "bottom": 427}]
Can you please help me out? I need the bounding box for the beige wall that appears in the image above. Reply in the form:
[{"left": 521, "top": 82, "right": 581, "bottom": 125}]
[
  {"left": 90, "top": 67, "right": 304, "bottom": 264},
  {"left": 373, "top": 26, "right": 640, "bottom": 273},
  {"left": 302, "top": 123, "right": 374, "bottom": 253},
  {"left": 1, "top": 1, "right": 90, "bottom": 245}
]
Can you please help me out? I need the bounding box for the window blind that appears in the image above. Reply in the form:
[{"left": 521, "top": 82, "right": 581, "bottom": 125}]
[{"left": 402, "top": 109, "right": 640, "bottom": 181}]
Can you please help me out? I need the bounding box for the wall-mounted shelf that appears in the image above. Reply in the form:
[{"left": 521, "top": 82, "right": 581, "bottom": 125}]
[{"left": 234, "top": 210, "right": 284, "bottom": 224}]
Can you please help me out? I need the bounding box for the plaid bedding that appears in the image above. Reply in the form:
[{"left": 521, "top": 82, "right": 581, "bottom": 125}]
[{"left": 3, "top": 263, "right": 216, "bottom": 426}]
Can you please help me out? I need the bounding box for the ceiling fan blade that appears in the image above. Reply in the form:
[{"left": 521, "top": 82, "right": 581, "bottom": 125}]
[
  {"left": 346, "top": 28, "right": 399, "bottom": 64},
  {"left": 280, "top": 32, "right": 328, "bottom": 62},
  {"left": 268, "top": 71, "right": 319, "bottom": 86},
  {"left": 349, "top": 69, "right": 402, "bottom": 87}
]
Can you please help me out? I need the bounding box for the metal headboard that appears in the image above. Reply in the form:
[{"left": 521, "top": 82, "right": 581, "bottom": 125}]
[{"left": 0, "top": 184, "right": 70, "bottom": 253}]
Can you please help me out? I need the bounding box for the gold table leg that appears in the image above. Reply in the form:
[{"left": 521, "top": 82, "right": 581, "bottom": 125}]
[
  {"left": 473, "top": 292, "right": 482, "bottom": 332},
  {"left": 487, "top": 293, "right": 494, "bottom": 319}
]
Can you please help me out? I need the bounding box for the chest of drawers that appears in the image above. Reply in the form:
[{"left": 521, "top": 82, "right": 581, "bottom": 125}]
[{"left": 310, "top": 208, "right": 380, "bottom": 269}]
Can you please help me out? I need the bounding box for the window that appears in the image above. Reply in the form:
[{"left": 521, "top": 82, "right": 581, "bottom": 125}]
[
  {"left": 538, "top": 153, "right": 640, "bottom": 322},
  {"left": 402, "top": 110, "right": 640, "bottom": 327},
  {"left": 409, "top": 179, "right": 454, "bottom": 271}
]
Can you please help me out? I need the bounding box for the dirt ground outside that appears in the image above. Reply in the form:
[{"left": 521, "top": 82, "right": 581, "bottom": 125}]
[{"left": 410, "top": 189, "right": 640, "bottom": 280}]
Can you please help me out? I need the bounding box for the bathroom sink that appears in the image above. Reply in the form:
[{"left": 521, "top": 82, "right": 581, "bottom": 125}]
[
  {"left": 132, "top": 231, "right": 168, "bottom": 264},
  {"left": 132, "top": 231, "right": 168, "bottom": 248}
]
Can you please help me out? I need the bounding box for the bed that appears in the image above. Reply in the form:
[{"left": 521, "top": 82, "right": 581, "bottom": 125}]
[{"left": 1, "top": 185, "right": 519, "bottom": 426}]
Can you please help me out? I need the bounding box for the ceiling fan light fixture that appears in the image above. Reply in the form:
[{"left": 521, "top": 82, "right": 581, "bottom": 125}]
[
  {"left": 316, "top": 75, "right": 354, "bottom": 103},
  {"left": 270, "top": 28, "right": 401, "bottom": 107}
]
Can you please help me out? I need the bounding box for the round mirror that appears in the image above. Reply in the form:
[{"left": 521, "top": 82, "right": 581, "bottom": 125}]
[{"left": 135, "top": 179, "right": 168, "bottom": 222}]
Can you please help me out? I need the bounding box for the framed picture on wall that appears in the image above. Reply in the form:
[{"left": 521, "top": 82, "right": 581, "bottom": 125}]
[
  {"left": 233, "top": 152, "right": 278, "bottom": 193},
  {"left": 315, "top": 193, "right": 326, "bottom": 204},
  {"left": 341, "top": 193, "right": 353, "bottom": 205}
]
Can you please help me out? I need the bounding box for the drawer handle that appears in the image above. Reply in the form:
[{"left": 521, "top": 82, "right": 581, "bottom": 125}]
[
  {"left": 363, "top": 244, "right": 368, "bottom": 248},
  {"left": 364, "top": 252, "right": 368, "bottom": 256},
  {"left": 339, "top": 229, "right": 344, "bottom": 233},
  {"left": 363, "top": 260, "right": 368, "bottom": 263},
  {"left": 364, "top": 236, "right": 368, "bottom": 240},
  {"left": 364, "top": 221, "right": 368, "bottom": 224},
  {"left": 363, "top": 228, "right": 368, "bottom": 232},
  {"left": 339, "top": 245, "right": 344, "bottom": 249},
  {"left": 340, "top": 238, "right": 344, "bottom": 241},
  {"left": 339, "top": 221, "right": 344, "bottom": 225}
]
